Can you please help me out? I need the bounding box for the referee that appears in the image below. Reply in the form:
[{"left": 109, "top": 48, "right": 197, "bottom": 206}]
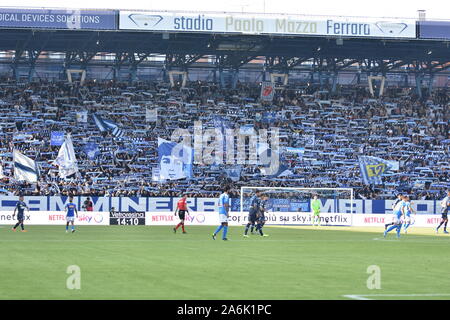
[{"left": 173, "top": 194, "right": 189, "bottom": 234}]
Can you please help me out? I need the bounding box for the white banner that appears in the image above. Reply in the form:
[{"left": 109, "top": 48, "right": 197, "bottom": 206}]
[
  {"left": 146, "top": 108, "right": 158, "bottom": 122},
  {"left": 0, "top": 211, "right": 110, "bottom": 225},
  {"left": 119, "top": 11, "right": 416, "bottom": 38},
  {"left": 260, "top": 82, "right": 274, "bottom": 101},
  {"left": 149, "top": 212, "right": 444, "bottom": 227},
  {"left": 76, "top": 111, "right": 88, "bottom": 123},
  {"left": 0, "top": 211, "right": 443, "bottom": 228},
  {"left": 147, "top": 212, "right": 352, "bottom": 226}
]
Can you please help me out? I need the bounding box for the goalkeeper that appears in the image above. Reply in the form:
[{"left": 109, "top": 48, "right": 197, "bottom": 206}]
[{"left": 311, "top": 195, "right": 321, "bottom": 226}]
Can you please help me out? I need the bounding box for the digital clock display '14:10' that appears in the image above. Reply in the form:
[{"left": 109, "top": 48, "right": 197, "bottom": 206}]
[{"left": 109, "top": 211, "right": 146, "bottom": 225}]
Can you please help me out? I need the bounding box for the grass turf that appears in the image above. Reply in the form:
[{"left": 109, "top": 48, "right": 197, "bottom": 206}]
[{"left": 1, "top": 225, "right": 450, "bottom": 300}]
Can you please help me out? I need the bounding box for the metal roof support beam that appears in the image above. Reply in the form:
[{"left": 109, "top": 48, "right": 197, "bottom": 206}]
[
  {"left": 164, "top": 54, "right": 202, "bottom": 71},
  {"left": 28, "top": 50, "right": 41, "bottom": 82},
  {"left": 112, "top": 52, "right": 129, "bottom": 81},
  {"left": 127, "top": 52, "right": 150, "bottom": 83}
]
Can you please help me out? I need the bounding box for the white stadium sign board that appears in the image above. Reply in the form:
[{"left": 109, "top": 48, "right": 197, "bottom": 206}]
[{"left": 119, "top": 11, "right": 416, "bottom": 38}]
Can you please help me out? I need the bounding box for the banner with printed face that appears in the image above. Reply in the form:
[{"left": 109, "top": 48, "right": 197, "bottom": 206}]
[
  {"left": 119, "top": 11, "right": 416, "bottom": 38},
  {"left": 157, "top": 138, "right": 193, "bottom": 181}
]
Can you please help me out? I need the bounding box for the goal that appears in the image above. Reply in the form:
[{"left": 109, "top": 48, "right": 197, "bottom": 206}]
[{"left": 240, "top": 187, "right": 354, "bottom": 226}]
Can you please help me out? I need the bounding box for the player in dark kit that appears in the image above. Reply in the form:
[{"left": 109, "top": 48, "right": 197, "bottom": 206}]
[
  {"left": 436, "top": 190, "right": 450, "bottom": 234},
  {"left": 243, "top": 191, "right": 262, "bottom": 237},
  {"left": 12, "top": 195, "right": 29, "bottom": 232},
  {"left": 173, "top": 194, "right": 189, "bottom": 234},
  {"left": 255, "top": 195, "right": 269, "bottom": 237}
]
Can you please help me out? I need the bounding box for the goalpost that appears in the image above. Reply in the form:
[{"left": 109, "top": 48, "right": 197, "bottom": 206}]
[{"left": 240, "top": 187, "right": 354, "bottom": 226}]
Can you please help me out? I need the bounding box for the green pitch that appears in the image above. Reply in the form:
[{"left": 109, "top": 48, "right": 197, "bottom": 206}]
[{"left": 1, "top": 225, "right": 450, "bottom": 300}]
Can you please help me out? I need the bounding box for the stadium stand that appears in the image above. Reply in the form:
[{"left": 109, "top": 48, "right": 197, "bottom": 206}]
[{"left": 0, "top": 78, "right": 448, "bottom": 199}]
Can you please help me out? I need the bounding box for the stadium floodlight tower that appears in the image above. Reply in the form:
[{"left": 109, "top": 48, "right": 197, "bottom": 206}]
[{"left": 240, "top": 187, "right": 355, "bottom": 226}]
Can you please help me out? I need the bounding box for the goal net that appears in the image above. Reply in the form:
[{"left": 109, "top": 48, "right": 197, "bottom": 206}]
[{"left": 240, "top": 187, "right": 354, "bottom": 226}]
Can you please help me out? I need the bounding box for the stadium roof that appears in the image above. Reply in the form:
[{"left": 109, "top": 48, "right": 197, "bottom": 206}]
[{"left": 0, "top": 7, "right": 448, "bottom": 75}]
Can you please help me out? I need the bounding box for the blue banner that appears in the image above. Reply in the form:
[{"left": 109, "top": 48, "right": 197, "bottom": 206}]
[
  {"left": 84, "top": 143, "right": 100, "bottom": 160},
  {"left": 0, "top": 196, "right": 443, "bottom": 215},
  {"left": 50, "top": 131, "right": 64, "bottom": 146},
  {"left": 0, "top": 8, "right": 117, "bottom": 30},
  {"left": 419, "top": 21, "right": 450, "bottom": 40},
  {"left": 224, "top": 166, "right": 242, "bottom": 182},
  {"left": 262, "top": 112, "right": 277, "bottom": 123}
]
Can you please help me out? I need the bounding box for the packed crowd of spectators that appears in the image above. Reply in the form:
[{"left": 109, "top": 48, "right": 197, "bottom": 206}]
[{"left": 0, "top": 77, "right": 448, "bottom": 199}]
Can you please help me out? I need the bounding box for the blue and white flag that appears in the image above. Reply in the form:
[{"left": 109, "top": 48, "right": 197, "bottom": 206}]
[
  {"left": 239, "top": 124, "right": 255, "bottom": 135},
  {"left": 158, "top": 138, "right": 193, "bottom": 181},
  {"left": 84, "top": 143, "right": 100, "bottom": 160},
  {"left": 262, "top": 112, "right": 277, "bottom": 123},
  {"left": 359, "top": 156, "right": 393, "bottom": 185},
  {"left": 50, "top": 131, "right": 65, "bottom": 146},
  {"left": 53, "top": 134, "right": 79, "bottom": 178},
  {"left": 93, "top": 114, "right": 124, "bottom": 138},
  {"left": 224, "top": 166, "right": 242, "bottom": 182},
  {"left": 304, "top": 135, "right": 315, "bottom": 146},
  {"left": 260, "top": 163, "right": 293, "bottom": 178},
  {"left": 13, "top": 150, "right": 39, "bottom": 183},
  {"left": 76, "top": 111, "right": 88, "bottom": 123}
]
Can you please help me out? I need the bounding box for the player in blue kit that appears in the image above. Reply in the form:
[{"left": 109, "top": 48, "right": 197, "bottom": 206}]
[
  {"left": 402, "top": 196, "right": 416, "bottom": 234},
  {"left": 384, "top": 195, "right": 406, "bottom": 238},
  {"left": 12, "top": 195, "right": 29, "bottom": 232},
  {"left": 65, "top": 196, "right": 78, "bottom": 233},
  {"left": 212, "top": 186, "right": 231, "bottom": 241}
]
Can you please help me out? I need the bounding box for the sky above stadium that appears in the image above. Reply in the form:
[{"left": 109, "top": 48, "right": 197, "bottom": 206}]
[{"left": 0, "top": 0, "right": 449, "bottom": 20}]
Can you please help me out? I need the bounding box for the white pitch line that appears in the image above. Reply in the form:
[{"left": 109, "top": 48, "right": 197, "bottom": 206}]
[
  {"left": 343, "top": 294, "right": 450, "bottom": 300},
  {"left": 343, "top": 295, "right": 372, "bottom": 300},
  {"left": 0, "top": 238, "right": 449, "bottom": 244}
]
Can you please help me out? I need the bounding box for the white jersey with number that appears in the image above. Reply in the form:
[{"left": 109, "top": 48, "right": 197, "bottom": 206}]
[{"left": 441, "top": 196, "right": 449, "bottom": 208}]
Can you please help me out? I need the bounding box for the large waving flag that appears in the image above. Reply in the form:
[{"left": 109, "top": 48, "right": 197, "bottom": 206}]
[
  {"left": 13, "top": 150, "right": 39, "bottom": 183},
  {"left": 93, "top": 114, "right": 124, "bottom": 138},
  {"left": 359, "top": 156, "right": 393, "bottom": 185},
  {"left": 53, "top": 134, "right": 79, "bottom": 178}
]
